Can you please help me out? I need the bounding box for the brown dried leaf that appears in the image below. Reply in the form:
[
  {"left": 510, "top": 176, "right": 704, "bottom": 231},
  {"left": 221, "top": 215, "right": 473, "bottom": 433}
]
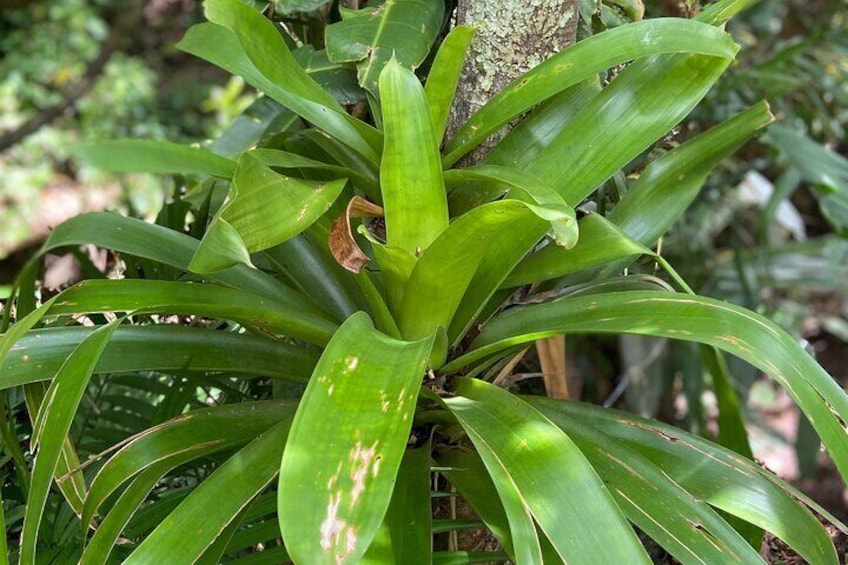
[{"left": 329, "top": 197, "right": 384, "bottom": 274}]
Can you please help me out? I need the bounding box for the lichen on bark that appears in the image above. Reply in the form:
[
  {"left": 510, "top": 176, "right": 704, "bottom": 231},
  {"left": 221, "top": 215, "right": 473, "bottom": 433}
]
[{"left": 447, "top": 0, "right": 578, "bottom": 163}]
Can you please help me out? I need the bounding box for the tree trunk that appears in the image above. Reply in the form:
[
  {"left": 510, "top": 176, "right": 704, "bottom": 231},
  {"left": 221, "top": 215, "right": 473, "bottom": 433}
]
[{"left": 447, "top": 0, "right": 579, "bottom": 163}]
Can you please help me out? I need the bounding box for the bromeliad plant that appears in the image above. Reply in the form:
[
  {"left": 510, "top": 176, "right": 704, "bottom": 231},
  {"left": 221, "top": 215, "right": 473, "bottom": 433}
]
[{"left": 3, "top": 0, "right": 848, "bottom": 563}]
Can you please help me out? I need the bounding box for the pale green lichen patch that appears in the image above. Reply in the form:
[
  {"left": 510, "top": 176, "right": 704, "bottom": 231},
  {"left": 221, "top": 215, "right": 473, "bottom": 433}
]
[{"left": 448, "top": 0, "right": 578, "bottom": 158}]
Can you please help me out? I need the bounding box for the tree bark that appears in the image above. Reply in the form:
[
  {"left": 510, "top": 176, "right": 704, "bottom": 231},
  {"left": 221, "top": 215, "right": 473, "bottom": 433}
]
[{"left": 447, "top": 0, "right": 579, "bottom": 163}]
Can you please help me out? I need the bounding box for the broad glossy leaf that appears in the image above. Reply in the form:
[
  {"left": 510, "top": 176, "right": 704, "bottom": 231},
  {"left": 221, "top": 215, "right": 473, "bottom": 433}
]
[
  {"left": 325, "top": 0, "right": 445, "bottom": 95},
  {"left": 609, "top": 101, "right": 774, "bottom": 245},
  {"left": 451, "top": 291, "right": 848, "bottom": 485},
  {"left": 443, "top": 165, "right": 578, "bottom": 248},
  {"left": 397, "top": 200, "right": 540, "bottom": 342},
  {"left": 528, "top": 52, "right": 735, "bottom": 204},
  {"left": 75, "top": 139, "right": 237, "bottom": 178},
  {"left": 3, "top": 326, "right": 319, "bottom": 389},
  {"left": 526, "top": 399, "right": 764, "bottom": 563},
  {"left": 278, "top": 312, "right": 434, "bottom": 564},
  {"left": 425, "top": 25, "right": 475, "bottom": 142},
  {"left": 503, "top": 213, "right": 647, "bottom": 288},
  {"left": 444, "top": 18, "right": 738, "bottom": 166},
  {"left": 124, "top": 418, "right": 293, "bottom": 564},
  {"left": 444, "top": 378, "right": 650, "bottom": 564},
  {"left": 20, "top": 321, "right": 119, "bottom": 565},
  {"left": 48, "top": 279, "right": 337, "bottom": 346},
  {"left": 531, "top": 398, "right": 841, "bottom": 565},
  {"left": 379, "top": 59, "right": 449, "bottom": 255},
  {"left": 187, "top": 1, "right": 380, "bottom": 161},
  {"left": 190, "top": 153, "right": 347, "bottom": 273}
]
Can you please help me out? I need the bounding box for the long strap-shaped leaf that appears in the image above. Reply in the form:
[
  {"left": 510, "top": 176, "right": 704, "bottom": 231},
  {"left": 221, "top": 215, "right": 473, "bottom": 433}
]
[
  {"left": 609, "top": 101, "right": 774, "bottom": 246},
  {"left": 425, "top": 25, "right": 475, "bottom": 143},
  {"left": 522, "top": 400, "right": 765, "bottom": 563},
  {"left": 279, "top": 312, "right": 434, "bottom": 564},
  {"left": 379, "top": 58, "right": 449, "bottom": 255},
  {"left": 446, "top": 291, "right": 848, "bottom": 484},
  {"left": 443, "top": 378, "right": 651, "bottom": 564},
  {"left": 28, "top": 212, "right": 326, "bottom": 318},
  {"left": 19, "top": 320, "right": 120, "bottom": 565},
  {"left": 3, "top": 326, "right": 319, "bottom": 389},
  {"left": 530, "top": 398, "right": 840, "bottom": 565},
  {"left": 74, "top": 139, "right": 237, "bottom": 178},
  {"left": 529, "top": 51, "right": 735, "bottom": 204},
  {"left": 47, "top": 279, "right": 336, "bottom": 346},
  {"left": 197, "top": 0, "right": 381, "bottom": 162},
  {"left": 443, "top": 18, "right": 738, "bottom": 166},
  {"left": 123, "top": 418, "right": 293, "bottom": 563},
  {"left": 83, "top": 400, "right": 297, "bottom": 533}
]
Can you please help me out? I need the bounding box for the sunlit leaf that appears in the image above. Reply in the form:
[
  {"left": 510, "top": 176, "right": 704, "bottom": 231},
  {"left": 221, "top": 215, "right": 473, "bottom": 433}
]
[{"left": 279, "top": 312, "right": 434, "bottom": 564}]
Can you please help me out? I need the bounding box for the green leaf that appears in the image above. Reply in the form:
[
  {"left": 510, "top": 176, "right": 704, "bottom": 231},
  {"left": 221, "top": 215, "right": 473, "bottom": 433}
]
[
  {"left": 275, "top": 0, "right": 332, "bottom": 15},
  {"left": 443, "top": 378, "right": 651, "bottom": 563},
  {"left": 210, "top": 96, "right": 293, "bottom": 157},
  {"left": 75, "top": 139, "right": 237, "bottom": 178},
  {"left": 449, "top": 291, "right": 848, "bottom": 486},
  {"left": 527, "top": 398, "right": 764, "bottom": 563},
  {"left": 437, "top": 448, "right": 514, "bottom": 558},
  {"left": 765, "top": 124, "right": 848, "bottom": 235},
  {"left": 3, "top": 326, "right": 319, "bottom": 389},
  {"left": 32, "top": 212, "right": 319, "bottom": 312},
  {"left": 294, "top": 45, "right": 367, "bottom": 105},
  {"left": 362, "top": 445, "right": 432, "bottom": 563},
  {"left": 531, "top": 398, "right": 841, "bottom": 565},
  {"left": 83, "top": 400, "right": 296, "bottom": 533},
  {"left": 443, "top": 165, "right": 578, "bottom": 248},
  {"left": 439, "top": 442, "right": 542, "bottom": 564},
  {"left": 609, "top": 101, "right": 774, "bottom": 246},
  {"left": 252, "top": 147, "right": 378, "bottom": 196},
  {"left": 124, "top": 418, "right": 293, "bottom": 564},
  {"left": 444, "top": 18, "right": 738, "bottom": 166},
  {"left": 20, "top": 320, "right": 120, "bottom": 565},
  {"left": 425, "top": 25, "right": 475, "bottom": 142},
  {"left": 186, "top": 1, "right": 380, "bottom": 162},
  {"left": 397, "top": 200, "right": 540, "bottom": 342},
  {"left": 190, "top": 153, "right": 347, "bottom": 273},
  {"left": 49, "top": 279, "right": 336, "bottom": 346},
  {"left": 278, "top": 312, "right": 434, "bottom": 565},
  {"left": 82, "top": 463, "right": 172, "bottom": 565},
  {"left": 503, "top": 213, "right": 647, "bottom": 288},
  {"left": 529, "top": 52, "right": 734, "bottom": 204},
  {"left": 379, "top": 58, "right": 449, "bottom": 254},
  {"left": 325, "top": 0, "right": 445, "bottom": 96}
]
